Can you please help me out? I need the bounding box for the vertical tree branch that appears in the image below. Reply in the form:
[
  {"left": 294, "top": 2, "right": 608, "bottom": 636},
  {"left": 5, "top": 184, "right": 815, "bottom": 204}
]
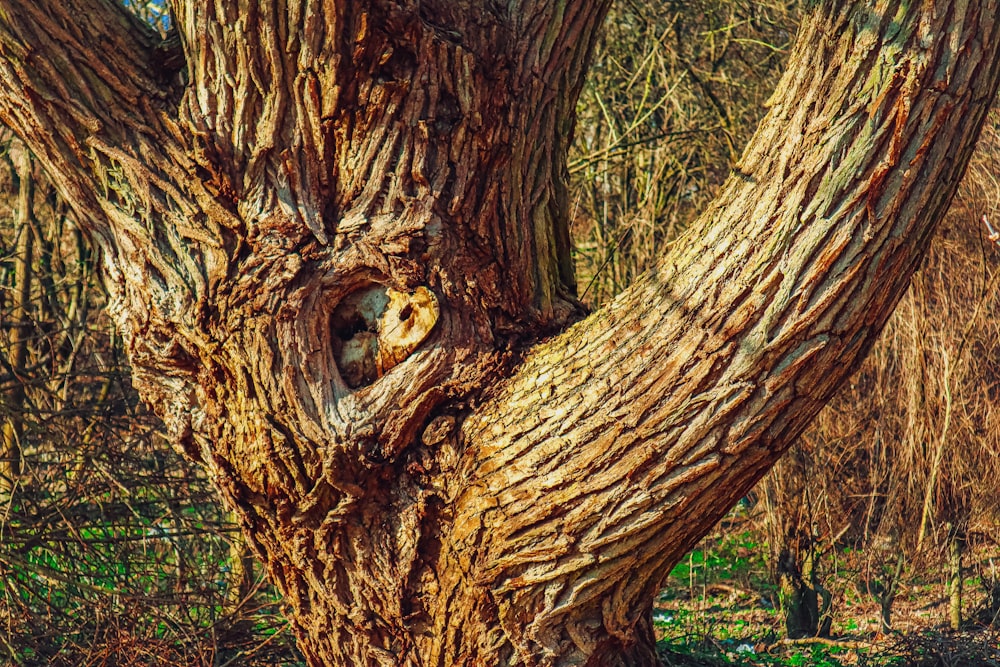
[{"left": 1, "top": 140, "right": 33, "bottom": 496}]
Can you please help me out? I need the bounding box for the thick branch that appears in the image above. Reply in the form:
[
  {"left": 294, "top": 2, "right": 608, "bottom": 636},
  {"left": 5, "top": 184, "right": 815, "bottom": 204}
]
[
  {"left": 0, "top": 0, "right": 239, "bottom": 459},
  {"left": 503, "top": 0, "right": 613, "bottom": 315},
  {"left": 450, "top": 0, "right": 1000, "bottom": 661},
  {"left": 0, "top": 0, "right": 172, "bottom": 228}
]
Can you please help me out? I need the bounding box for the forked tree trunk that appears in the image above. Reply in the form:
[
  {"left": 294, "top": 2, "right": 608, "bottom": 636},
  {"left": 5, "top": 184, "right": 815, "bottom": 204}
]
[{"left": 1, "top": 1, "right": 1000, "bottom": 665}]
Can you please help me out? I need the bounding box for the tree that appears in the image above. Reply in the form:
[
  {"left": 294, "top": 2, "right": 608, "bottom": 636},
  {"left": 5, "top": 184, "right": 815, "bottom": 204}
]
[
  {"left": 1, "top": 137, "right": 31, "bottom": 495},
  {"left": 1, "top": 1, "right": 999, "bottom": 665}
]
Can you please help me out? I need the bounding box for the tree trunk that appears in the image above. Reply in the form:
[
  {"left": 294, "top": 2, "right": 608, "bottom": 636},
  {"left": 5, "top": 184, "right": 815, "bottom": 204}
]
[
  {"left": 777, "top": 548, "right": 818, "bottom": 639},
  {"left": 1, "top": 140, "right": 33, "bottom": 496},
  {"left": 777, "top": 543, "right": 830, "bottom": 639},
  {"left": 2, "top": 1, "right": 1000, "bottom": 665},
  {"left": 948, "top": 522, "right": 965, "bottom": 632}
]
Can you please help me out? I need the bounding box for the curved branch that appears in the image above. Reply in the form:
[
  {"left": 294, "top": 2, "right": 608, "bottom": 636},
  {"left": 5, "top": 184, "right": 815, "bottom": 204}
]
[
  {"left": 0, "top": 0, "right": 239, "bottom": 457},
  {"left": 451, "top": 0, "right": 1000, "bottom": 661},
  {"left": 0, "top": 0, "right": 171, "bottom": 227},
  {"left": 504, "top": 0, "right": 614, "bottom": 313}
]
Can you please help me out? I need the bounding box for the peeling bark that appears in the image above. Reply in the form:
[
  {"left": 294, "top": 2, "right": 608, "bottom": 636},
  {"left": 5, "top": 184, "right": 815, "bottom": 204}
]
[{"left": 1, "top": 1, "right": 999, "bottom": 665}]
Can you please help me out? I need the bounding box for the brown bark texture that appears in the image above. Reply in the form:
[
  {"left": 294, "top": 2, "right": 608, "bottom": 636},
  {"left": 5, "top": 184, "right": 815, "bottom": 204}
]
[
  {"left": 0, "top": 138, "right": 32, "bottom": 495},
  {"left": 1, "top": 1, "right": 1000, "bottom": 665}
]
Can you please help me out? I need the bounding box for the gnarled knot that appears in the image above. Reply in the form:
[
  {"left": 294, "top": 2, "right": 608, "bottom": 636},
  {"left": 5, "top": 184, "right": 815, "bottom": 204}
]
[{"left": 330, "top": 284, "right": 439, "bottom": 388}]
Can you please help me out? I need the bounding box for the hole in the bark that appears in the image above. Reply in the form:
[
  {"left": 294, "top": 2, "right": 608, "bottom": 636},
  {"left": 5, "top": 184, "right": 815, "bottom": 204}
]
[
  {"left": 375, "top": 43, "right": 417, "bottom": 85},
  {"left": 330, "top": 284, "right": 439, "bottom": 389},
  {"left": 433, "top": 90, "right": 462, "bottom": 134}
]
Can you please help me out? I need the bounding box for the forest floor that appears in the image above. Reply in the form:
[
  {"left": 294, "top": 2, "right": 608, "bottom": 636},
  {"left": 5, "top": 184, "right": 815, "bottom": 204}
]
[{"left": 652, "top": 527, "right": 1000, "bottom": 666}]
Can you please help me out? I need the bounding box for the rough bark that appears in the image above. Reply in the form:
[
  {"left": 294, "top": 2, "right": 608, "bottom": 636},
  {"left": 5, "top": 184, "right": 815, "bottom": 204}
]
[
  {"left": 948, "top": 522, "right": 965, "bottom": 631},
  {"left": 1, "top": 1, "right": 1000, "bottom": 666}
]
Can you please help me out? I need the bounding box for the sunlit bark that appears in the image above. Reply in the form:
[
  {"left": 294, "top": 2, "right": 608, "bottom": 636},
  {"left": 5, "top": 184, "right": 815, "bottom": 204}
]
[{"left": 1, "top": 1, "right": 999, "bottom": 665}]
